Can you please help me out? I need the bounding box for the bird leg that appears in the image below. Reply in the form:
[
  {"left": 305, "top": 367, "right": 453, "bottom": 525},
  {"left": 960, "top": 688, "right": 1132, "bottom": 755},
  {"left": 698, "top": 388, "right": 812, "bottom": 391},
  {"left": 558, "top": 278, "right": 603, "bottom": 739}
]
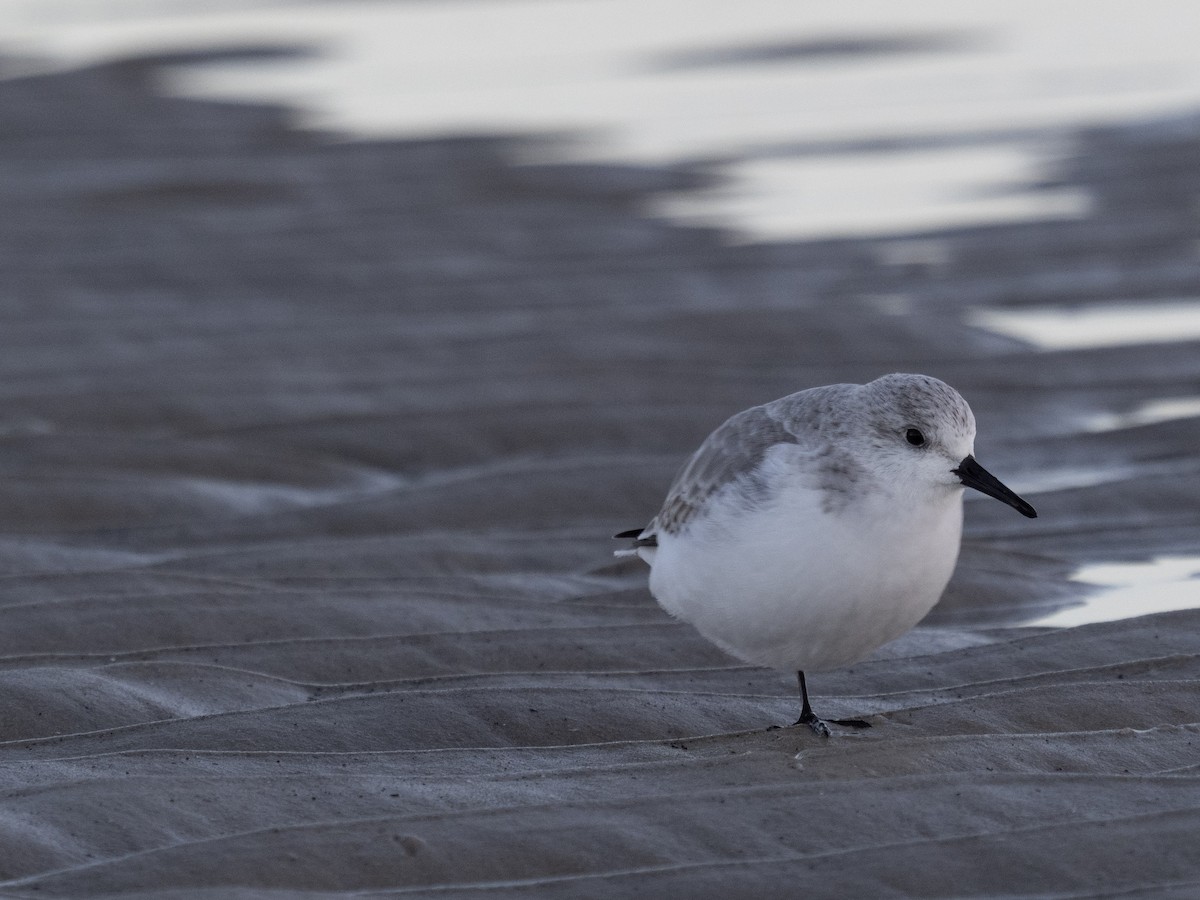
[{"left": 795, "top": 671, "right": 871, "bottom": 736}]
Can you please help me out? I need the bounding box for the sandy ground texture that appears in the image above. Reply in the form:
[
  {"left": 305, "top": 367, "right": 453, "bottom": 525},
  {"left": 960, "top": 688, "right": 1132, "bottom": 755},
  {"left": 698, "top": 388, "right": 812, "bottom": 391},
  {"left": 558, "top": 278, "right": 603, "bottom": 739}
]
[{"left": 0, "top": 50, "right": 1199, "bottom": 897}]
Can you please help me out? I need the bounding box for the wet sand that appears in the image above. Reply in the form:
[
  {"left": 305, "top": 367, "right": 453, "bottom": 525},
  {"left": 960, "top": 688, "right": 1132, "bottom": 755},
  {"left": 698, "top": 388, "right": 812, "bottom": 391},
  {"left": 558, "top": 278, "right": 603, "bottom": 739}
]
[{"left": 0, "top": 51, "right": 1198, "bottom": 897}]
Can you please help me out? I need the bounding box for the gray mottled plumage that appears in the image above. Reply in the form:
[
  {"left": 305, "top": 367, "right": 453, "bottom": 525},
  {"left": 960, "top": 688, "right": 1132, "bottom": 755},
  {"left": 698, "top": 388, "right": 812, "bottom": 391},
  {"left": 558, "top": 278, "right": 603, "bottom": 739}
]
[
  {"left": 634, "top": 375, "right": 973, "bottom": 540},
  {"left": 644, "top": 384, "right": 848, "bottom": 537}
]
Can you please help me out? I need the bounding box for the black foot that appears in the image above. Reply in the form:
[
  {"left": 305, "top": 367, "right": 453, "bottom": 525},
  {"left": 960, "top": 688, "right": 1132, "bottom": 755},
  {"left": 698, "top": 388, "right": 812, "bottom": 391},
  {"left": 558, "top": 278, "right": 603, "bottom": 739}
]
[
  {"left": 794, "top": 714, "right": 871, "bottom": 735},
  {"left": 828, "top": 717, "right": 872, "bottom": 729},
  {"left": 796, "top": 710, "right": 831, "bottom": 737},
  {"left": 794, "top": 672, "right": 872, "bottom": 735}
]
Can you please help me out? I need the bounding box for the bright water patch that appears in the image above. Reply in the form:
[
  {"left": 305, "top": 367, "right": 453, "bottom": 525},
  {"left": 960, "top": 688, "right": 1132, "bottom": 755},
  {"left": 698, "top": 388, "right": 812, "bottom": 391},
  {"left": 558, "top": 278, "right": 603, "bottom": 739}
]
[
  {"left": 648, "top": 146, "right": 1089, "bottom": 241},
  {"left": 969, "top": 299, "right": 1200, "bottom": 350},
  {"left": 1030, "top": 556, "right": 1200, "bottom": 627},
  {"left": 5, "top": 0, "right": 1200, "bottom": 240},
  {"left": 1084, "top": 397, "right": 1200, "bottom": 432}
]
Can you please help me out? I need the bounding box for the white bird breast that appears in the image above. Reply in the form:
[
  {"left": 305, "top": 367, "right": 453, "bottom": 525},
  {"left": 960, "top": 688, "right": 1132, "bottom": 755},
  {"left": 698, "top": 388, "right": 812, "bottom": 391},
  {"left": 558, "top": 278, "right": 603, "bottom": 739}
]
[{"left": 646, "top": 474, "right": 966, "bottom": 673}]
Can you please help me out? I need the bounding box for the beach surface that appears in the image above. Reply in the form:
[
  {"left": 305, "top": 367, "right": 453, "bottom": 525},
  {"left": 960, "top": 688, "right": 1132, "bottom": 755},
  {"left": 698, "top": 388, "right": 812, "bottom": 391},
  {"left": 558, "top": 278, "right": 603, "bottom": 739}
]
[{"left": 0, "top": 24, "right": 1199, "bottom": 898}]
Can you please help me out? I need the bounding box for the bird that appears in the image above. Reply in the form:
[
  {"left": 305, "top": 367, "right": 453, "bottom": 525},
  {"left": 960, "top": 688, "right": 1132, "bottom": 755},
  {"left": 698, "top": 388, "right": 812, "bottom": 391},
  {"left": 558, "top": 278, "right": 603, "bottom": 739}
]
[{"left": 615, "top": 373, "right": 1037, "bottom": 736}]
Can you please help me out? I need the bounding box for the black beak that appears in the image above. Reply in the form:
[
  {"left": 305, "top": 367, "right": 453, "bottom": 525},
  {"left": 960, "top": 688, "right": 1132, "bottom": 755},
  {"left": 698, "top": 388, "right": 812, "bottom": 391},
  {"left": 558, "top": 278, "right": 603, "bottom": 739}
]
[{"left": 953, "top": 455, "right": 1037, "bottom": 518}]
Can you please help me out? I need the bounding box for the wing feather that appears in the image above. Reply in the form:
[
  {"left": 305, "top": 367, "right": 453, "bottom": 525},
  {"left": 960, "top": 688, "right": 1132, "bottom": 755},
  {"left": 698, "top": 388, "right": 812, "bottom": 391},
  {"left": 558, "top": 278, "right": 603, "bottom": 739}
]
[
  {"left": 617, "top": 384, "right": 856, "bottom": 545},
  {"left": 648, "top": 397, "right": 822, "bottom": 536}
]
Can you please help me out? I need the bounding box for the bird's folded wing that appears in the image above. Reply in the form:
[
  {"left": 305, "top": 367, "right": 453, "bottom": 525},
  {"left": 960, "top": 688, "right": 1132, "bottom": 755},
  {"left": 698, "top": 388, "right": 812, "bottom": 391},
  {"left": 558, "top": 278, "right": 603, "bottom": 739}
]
[{"left": 648, "top": 400, "right": 824, "bottom": 536}]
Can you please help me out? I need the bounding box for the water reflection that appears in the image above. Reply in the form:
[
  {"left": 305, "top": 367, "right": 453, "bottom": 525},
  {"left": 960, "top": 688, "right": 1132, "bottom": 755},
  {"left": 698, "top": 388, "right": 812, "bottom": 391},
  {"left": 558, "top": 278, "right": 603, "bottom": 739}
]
[
  {"left": 7, "top": 0, "right": 1200, "bottom": 241},
  {"left": 969, "top": 299, "right": 1200, "bottom": 349},
  {"left": 1030, "top": 556, "right": 1200, "bottom": 626},
  {"left": 1085, "top": 397, "right": 1200, "bottom": 432},
  {"left": 647, "top": 145, "right": 1089, "bottom": 240}
]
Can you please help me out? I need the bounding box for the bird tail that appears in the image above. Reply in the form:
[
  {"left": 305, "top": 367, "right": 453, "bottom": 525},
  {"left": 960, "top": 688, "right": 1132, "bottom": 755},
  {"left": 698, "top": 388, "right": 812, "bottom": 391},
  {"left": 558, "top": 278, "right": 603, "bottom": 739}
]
[{"left": 612, "top": 526, "right": 657, "bottom": 558}]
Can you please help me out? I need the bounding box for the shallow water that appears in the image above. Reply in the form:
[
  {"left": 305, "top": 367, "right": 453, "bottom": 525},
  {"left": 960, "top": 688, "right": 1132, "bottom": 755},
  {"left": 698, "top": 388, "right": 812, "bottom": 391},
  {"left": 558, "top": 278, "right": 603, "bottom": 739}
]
[
  {"left": 7, "top": 0, "right": 1200, "bottom": 241},
  {"left": 971, "top": 299, "right": 1200, "bottom": 349},
  {"left": 1031, "top": 557, "right": 1200, "bottom": 627}
]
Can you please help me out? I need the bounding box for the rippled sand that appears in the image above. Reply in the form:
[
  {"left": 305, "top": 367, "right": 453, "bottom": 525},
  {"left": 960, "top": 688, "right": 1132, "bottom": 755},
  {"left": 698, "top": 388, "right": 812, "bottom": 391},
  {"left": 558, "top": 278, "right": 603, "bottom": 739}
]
[{"left": 0, "top": 51, "right": 1198, "bottom": 897}]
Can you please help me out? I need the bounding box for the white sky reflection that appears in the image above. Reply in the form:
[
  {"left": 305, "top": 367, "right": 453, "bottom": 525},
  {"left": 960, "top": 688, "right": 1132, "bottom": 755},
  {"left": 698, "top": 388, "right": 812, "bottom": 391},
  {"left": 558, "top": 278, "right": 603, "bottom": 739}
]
[
  {"left": 1031, "top": 557, "right": 1200, "bottom": 627},
  {"left": 4, "top": 0, "right": 1200, "bottom": 240},
  {"left": 969, "top": 300, "right": 1200, "bottom": 350}
]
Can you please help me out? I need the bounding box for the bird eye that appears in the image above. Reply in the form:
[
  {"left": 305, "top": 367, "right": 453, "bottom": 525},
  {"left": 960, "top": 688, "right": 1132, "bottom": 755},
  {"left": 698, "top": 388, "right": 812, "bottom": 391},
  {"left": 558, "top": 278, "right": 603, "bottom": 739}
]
[{"left": 905, "top": 428, "right": 925, "bottom": 446}]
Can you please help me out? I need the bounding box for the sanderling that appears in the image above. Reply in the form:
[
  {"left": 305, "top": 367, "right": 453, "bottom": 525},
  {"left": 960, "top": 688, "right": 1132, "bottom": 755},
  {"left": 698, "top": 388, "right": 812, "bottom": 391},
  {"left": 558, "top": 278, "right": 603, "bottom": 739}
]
[{"left": 615, "top": 373, "right": 1036, "bottom": 736}]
